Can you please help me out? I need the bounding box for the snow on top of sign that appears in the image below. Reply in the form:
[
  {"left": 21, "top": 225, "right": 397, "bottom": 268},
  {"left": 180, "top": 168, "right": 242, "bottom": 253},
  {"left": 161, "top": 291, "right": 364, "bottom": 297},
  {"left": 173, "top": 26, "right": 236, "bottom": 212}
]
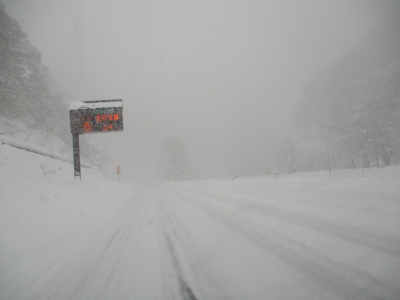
[
  {"left": 69, "top": 101, "right": 87, "bottom": 110},
  {"left": 69, "top": 100, "right": 122, "bottom": 111}
]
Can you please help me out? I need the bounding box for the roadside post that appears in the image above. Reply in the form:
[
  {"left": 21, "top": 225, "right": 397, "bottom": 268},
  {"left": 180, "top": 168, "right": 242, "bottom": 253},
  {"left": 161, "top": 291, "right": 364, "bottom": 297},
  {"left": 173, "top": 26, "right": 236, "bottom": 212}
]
[
  {"left": 327, "top": 147, "right": 332, "bottom": 178},
  {"left": 362, "top": 150, "right": 365, "bottom": 177},
  {"left": 69, "top": 99, "right": 123, "bottom": 180},
  {"left": 275, "top": 171, "right": 279, "bottom": 180},
  {"left": 117, "top": 165, "right": 121, "bottom": 182}
]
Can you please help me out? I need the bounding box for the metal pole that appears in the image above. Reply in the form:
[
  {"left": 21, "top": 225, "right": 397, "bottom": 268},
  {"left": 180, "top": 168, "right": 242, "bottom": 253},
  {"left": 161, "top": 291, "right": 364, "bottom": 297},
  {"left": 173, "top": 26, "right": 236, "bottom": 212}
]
[
  {"left": 72, "top": 133, "right": 81, "bottom": 180},
  {"left": 327, "top": 147, "right": 332, "bottom": 179},
  {"left": 362, "top": 150, "right": 365, "bottom": 177}
]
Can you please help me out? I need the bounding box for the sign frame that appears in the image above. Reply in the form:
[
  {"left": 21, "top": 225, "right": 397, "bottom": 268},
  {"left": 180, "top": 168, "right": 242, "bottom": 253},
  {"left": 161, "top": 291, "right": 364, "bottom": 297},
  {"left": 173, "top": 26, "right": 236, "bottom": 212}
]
[
  {"left": 70, "top": 99, "right": 123, "bottom": 134},
  {"left": 69, "top": 99, "right": 124, "bottom": 180}
]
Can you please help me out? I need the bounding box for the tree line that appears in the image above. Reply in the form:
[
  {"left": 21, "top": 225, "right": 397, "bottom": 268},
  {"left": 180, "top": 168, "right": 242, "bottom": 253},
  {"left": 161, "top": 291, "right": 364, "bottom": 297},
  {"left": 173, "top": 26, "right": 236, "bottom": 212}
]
[
  {"left": 275, "top": 13, "right": 400, "bottom": 173},
  {"left": 0, "top": 4, "right": 111, "bottom": 168}
]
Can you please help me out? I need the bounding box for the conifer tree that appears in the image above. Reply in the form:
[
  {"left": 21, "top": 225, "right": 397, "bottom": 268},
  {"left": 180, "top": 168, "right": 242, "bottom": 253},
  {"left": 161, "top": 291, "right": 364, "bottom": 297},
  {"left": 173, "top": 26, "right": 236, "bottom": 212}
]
[{"left": 160, "top": 135, "right": 193, "bottom": 181}]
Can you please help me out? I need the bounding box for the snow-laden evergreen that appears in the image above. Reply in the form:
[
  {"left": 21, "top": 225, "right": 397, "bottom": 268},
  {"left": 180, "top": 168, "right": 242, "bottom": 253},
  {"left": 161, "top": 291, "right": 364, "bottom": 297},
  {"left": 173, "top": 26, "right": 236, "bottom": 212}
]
[
  {"left": 275, "top": 11, "right": 400, "bottom": 173},
  {"left": 159, "top": 135, "right": 194, "bottom": 181},
  {"left": 0, "top": 5, "right": 113, "bottom": 170}
]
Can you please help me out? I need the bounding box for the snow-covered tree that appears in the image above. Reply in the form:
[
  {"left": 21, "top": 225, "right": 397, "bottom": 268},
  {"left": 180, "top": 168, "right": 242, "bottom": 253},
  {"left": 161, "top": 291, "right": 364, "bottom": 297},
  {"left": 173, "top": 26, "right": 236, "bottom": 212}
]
[
  {"left": 1, "top": 5, "right": 59, "bottom": 126},
  {"left": 0, "top": 5, "right": 113, "bottom": 170},
  {"left": 274, "top": 136, "right": 302, "bottom": 174},
  {"left": 159, "top": 135, "right": 193, "bottom": 181},
  {"left": 294, "top": 12, "right": 400, "bottom": 169}
]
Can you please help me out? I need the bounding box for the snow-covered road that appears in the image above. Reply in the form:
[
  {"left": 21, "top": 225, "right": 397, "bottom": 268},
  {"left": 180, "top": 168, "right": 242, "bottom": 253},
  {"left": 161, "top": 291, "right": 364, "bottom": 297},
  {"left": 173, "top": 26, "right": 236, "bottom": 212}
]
[
  {"left": 159, "top": 182, "right": 400, "bottom": 300},
  {"left": 2, "top": 174, "right": 400, "bottom": 300}
]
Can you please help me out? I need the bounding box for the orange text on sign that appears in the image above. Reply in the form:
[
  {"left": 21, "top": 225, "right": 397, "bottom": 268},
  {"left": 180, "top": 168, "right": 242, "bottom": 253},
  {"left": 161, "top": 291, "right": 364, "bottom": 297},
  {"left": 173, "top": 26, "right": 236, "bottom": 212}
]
[
  {"left": 95, "top": 114, "right": 119, "bottom": 122},
  {"left": 102, "top": 124, "right": 113, "bottom": 131},
  {"left": 83, "top": 121, "right": 92, "bottom": 132}
]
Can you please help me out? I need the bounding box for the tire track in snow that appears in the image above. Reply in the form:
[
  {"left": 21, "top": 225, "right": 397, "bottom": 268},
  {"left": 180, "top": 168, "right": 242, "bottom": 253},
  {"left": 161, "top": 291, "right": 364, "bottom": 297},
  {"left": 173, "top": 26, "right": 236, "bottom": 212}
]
[
  {"left": 168, "top": 189, "right": 399, "bottom": 300},
  {"left": 173, "top": 188, "right": 400, "bottom": 259},
  {"left": 13, "top": 189, "right": 144, "bottom": 300},
  {"left": 158, "top": 200, "right": 199, "bottom": 300}
]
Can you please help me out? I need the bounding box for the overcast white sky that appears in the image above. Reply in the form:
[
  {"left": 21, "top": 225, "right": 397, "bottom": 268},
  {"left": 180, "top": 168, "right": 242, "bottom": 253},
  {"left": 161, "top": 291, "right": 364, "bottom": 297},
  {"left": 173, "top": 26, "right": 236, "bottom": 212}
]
[{"left": 2, "top": 0, "right": 397, "bottom": 180}]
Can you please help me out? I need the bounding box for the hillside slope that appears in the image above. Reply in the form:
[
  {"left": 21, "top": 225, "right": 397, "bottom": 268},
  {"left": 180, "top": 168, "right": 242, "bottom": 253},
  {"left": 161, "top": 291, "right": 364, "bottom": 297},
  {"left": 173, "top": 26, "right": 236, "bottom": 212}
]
[{"left": 292, "top": 12, "right": 400, "bottom": 171}]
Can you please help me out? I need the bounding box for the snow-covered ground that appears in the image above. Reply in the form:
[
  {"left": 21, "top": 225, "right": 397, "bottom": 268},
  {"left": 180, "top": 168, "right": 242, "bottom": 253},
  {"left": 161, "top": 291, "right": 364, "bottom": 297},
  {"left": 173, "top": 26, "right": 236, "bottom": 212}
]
[{"left": 1, "top": 145, "right": 400, "bottom": 299}]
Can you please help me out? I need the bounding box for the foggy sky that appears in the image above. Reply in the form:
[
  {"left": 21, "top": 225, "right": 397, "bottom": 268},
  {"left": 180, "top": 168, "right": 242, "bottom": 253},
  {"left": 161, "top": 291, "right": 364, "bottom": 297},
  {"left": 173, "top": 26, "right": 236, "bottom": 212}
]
[{"left": 2, "top": 0, "right": 397, "bottom": 181}]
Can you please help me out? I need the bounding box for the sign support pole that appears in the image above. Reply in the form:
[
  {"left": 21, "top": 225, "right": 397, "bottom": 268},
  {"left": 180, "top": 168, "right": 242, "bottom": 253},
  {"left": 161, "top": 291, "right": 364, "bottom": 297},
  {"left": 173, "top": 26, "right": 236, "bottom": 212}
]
[
  {"left": 69, "top": 99, "right": 123, "bottom": 180},
  {"left": 72, "top": 133, "right": 81, "bottom": 180}
]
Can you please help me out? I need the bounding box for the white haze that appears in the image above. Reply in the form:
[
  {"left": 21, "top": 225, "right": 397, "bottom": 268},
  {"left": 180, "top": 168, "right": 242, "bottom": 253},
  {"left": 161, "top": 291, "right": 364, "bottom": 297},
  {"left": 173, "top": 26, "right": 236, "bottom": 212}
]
[{"left": 2, "top": 0, "right": 397, "bottom": 181}]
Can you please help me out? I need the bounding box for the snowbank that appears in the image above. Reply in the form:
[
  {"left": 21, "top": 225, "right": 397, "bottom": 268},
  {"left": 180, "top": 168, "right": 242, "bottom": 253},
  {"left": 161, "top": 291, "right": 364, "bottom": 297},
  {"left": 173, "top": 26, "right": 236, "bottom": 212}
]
[
  {"left": 0, "top": 141, "right": 101, "bottom": 182},
  {"left": 0, "top": 134, "right": 91, "bottom": 168}
]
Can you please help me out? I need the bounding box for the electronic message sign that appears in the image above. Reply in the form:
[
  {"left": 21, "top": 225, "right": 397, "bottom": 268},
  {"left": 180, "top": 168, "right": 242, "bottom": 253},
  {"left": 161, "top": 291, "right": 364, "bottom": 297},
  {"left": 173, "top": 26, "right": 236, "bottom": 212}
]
[
  {"left": 70, "top": 99, "right": 123, "bottom": 134},
  {"left": 69, "top": 99, "right": 123, "bottom": 180}
]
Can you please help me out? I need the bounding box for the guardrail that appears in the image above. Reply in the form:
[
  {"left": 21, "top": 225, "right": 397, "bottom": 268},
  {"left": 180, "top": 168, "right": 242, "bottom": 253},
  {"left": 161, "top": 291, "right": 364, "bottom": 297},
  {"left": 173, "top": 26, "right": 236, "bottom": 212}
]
[{"left": 0, "top": 134, "right": 92, "bottom": 168}]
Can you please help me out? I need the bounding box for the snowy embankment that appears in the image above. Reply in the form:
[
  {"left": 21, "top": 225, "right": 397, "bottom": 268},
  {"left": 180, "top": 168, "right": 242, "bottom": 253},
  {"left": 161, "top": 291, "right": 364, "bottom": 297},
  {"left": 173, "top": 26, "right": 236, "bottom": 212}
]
[
  {"left": 1, "top": 142, "right": 399, "bottom": 299},
  {"left": 0, "top": 136, "right": 98, "bottom": 182},
  {"left": 0, "top": 117, "right": 93, "bottom": 181},
  {"left": 0, "top": 134, "right": 91, "bottom": 168}
]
